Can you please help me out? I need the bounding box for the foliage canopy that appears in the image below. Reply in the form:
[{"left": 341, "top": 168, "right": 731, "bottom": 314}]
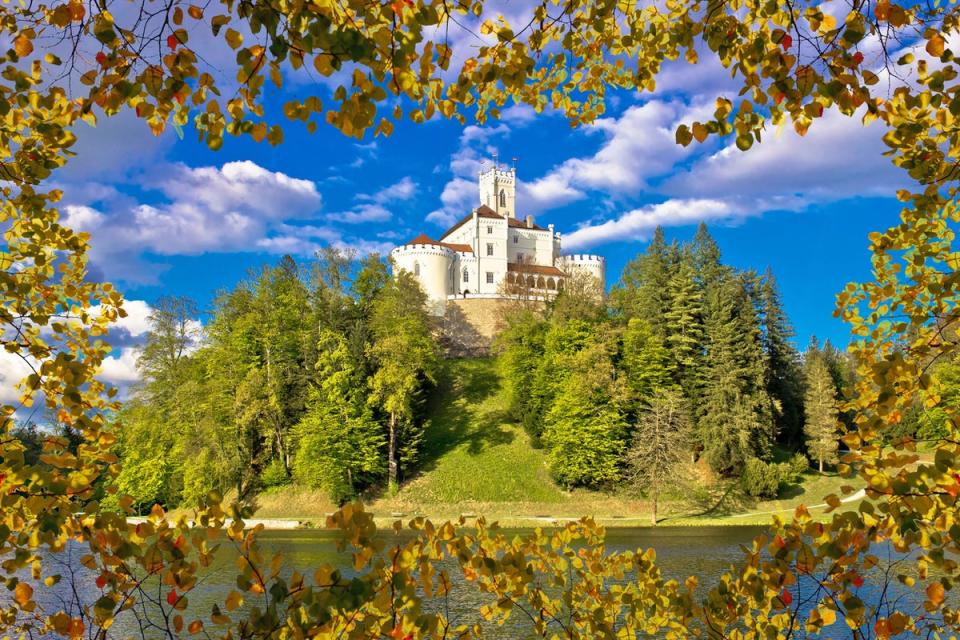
[{"left": 5, "top": 0, "right": 960, "bottom": 634}]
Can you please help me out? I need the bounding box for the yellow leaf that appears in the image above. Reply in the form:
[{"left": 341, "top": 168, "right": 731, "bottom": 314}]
[
  {"left": 14, "top": 34, "right": 33, "bottom": 57},
  {"left": 926, "top": 581, "right": 945, "bottom": 606},
  {"left": 225, "top": 590, "right": 243, "bottom": 611},
  {"left": 225, "top": 29, "right": 242, "bottom": 49},
  {"left": 926, "top": 34, "right": 945, "bottom": 57},
  {"left": 14, "top": 582, "right": 32, "bottom": 607}
]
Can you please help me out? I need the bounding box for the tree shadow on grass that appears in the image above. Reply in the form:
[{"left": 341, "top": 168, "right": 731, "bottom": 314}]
[
  {"left": 413, "top": 358, "right": 516, "bottom": 474},
  {"left": 659, "top": 481, "right": 753, "bottom": 523}
]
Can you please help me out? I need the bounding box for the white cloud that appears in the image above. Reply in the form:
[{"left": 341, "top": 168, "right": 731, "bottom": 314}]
[
  {"left": 663, "top": 107, "right": 904, "bottom": 201},
  {"left": 563, "top": 198, "right": 742, "bottom": 249},
  {"left": 60, "top": 160, "right": 323, "bottom": 282},
  {"left": 330, "top": 177, "right": 417, "bottom": 224},
  {"left": 99, "top": 347, "right": 142, "bottom": 385},
  {"left": 523, "top": 101, "right": 708, "bottom": 211},
  {"left": 0, "top": 350, "right": 34, "bottom": 405}
]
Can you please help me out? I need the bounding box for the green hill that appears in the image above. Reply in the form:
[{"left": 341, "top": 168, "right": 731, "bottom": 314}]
[
  {"left": 252, "top": 357, "right": 862, "bottom": 527},
  {"left": 395, "top": 358, "right": 564, "bottom": 504}
]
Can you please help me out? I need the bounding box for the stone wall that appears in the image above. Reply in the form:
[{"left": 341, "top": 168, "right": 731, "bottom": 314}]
[
  {"left": 438, "top": 297, "right": 547, "bottom": 357},
  {"left": 437, "top": 298, "right": 504, "bottom": 357}
]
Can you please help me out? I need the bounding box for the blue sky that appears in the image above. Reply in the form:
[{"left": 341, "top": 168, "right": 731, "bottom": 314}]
[{"left": 43, "top": 56, "right": 910, "bottom": 389}]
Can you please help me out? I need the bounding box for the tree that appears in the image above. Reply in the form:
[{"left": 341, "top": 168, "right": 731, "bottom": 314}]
[
  {"left": 803, "top": 351, "right": 840, "bottom": 473},
  {"left": 368, "top": 270, "right": 439, "bottom": 493},
  {"left": 610, "top": 226, "right": 676, "bottom": 329},
  {"left": 136, "top": 295, "right": 199, "bottom": 403},
  {"left": 619, "top": 318, "right": 673, "bottom": 405},
  {"left": 625, "top": 389, "right": 691, "bottom": 525},
  {"left": 294, "top": 330, "right": 384, "bottom": 502},
  {"left": 542, "top": 338, "right": 628, "bottom": 488},
  {"left": 759, "top": 270, "right": 805, "bottom": 446},
  {"left": 663, "top": 254, "right": 704, "bottom": 397},
  {"left": 698, "top": 277, "right": 776, "bottom": 474}
]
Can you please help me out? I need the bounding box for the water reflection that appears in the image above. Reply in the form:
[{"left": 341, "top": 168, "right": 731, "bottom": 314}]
[{"left": 4, "top": 525, "right": 933, "bottom": 638}]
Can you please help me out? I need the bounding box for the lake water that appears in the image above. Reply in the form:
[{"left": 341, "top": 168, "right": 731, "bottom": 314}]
[{"left": 10, "top": 524, "right": 930, "bottom": 638}]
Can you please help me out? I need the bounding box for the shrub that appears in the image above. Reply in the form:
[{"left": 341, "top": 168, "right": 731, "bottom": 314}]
[
  {"left": 740, "top": 454, "right": 807, "bottom": 499},
  {"left": 741, "top": 458, "right": 781, "bottom": 498},
  {"left": 261, "top": 458, "right": 290, "bottom": 489}
]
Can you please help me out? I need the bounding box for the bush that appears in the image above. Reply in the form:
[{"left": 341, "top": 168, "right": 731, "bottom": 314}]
[
  {"left": 741, "top": 458, "right": 781, "bottom": 498},
  {"left": 740, "top": 454, "right": 807, "bottom": 499},
  {"left": 261, "top": 458, "right": 290, "bottom": 489}
]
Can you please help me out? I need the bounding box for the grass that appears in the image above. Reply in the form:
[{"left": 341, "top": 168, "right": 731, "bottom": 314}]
[{"left": 245, "top": 357, "right": 862, "bottom": 528}]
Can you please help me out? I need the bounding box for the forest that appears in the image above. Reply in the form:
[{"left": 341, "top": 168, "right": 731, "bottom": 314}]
[{"left": 29, "top": 224, "right": 950, "bottom": 513}]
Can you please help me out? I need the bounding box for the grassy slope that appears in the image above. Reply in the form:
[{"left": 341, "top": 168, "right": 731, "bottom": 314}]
[{"left": 253, "top": 357, "right": 861, "bottom": 526}]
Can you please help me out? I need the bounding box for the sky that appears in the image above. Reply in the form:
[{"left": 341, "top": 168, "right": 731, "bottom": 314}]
[{"left": 32, "top": 30, "right": 916, "bottom": 394}]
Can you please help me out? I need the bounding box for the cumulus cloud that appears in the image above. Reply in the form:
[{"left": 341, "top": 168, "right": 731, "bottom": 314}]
[
  {"left": 61, "top": 160, "right": 324, "bottom": 282},
  {"left": 663, "top": 108, "right": 905, "bottom": 202},
  {"left": 329, "top": 176, "right": 418, "bottom": 224},
  {"left": 521, "top": 100, "right": 713, "bottom": 211},
  {"left": 564, "top": 198, "right": 744, "bottom": 249}
]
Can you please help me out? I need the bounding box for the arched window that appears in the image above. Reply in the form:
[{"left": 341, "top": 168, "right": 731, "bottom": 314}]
[
  {"left": 414, "top": 261, "right": 420, "bottom": 276},
  {"left": 462, "top": 267, "right": 469, "bottom": 283},
  {"left": 499, "top": 189, "right": 506, "bottom": 207}
]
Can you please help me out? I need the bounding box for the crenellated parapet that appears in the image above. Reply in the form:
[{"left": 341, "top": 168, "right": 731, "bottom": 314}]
[{"left": 559, "top": 254, "right": 606, "bottom": 290}]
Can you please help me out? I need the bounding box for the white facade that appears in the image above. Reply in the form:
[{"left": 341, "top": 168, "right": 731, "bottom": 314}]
[{"left": 391, "top": 165, "right": 605, "bottom": 314}]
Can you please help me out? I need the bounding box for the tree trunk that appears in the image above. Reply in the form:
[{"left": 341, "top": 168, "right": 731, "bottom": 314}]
[
  {"left": 651, "top": 489, "right": 658, "bottom": 526},
  {"left": 819, "top": 456, "right": 824, "bottom": 474},
  {"left": 388, "top": 412, "right": 398, "bottom": 494}
]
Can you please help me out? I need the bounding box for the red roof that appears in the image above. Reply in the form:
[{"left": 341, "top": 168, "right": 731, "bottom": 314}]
[
  {"left": 507, "top": 262, "right": 566, "bottom": 276},
  {"left": 441, "top": 205, "right": 546, "bottom": 238},
  {"left": 405, "top": 233, "right": 473, "bottom": 253}
]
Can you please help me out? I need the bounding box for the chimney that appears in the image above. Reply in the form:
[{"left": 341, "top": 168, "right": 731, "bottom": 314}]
[{"left": 525, "top": 215, "right": 533, "bottom": 228}]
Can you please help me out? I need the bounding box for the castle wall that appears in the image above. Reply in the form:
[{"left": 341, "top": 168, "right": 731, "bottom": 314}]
[{"left": 439, "top": 298, "right": 544, "bottom": 357}]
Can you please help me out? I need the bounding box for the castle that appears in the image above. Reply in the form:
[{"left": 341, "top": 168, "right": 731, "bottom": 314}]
[{"left": 391, "top": 164, "right": 605, "bottom": 316}]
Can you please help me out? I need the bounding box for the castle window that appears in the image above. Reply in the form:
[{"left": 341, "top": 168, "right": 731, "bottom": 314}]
[
  {"left": 487, "top": 225, "right": 492, "bottom": 234},
  {"left": 486, "top": 243, "right": 494, "bottom": 256},
  {"left": 462, "top": 268, "right": 469, "bottom": 283},
  {"left": 499, "top": 189, "right": 506, "bottom": 207},
  {"left": 486, "top": 272, "right": 494, "bottom": 284},
  {"left": 414, "top": 261, "right": 420, "bottom": 276},
  {"left": 517, "top": 252, "right": 525, "bottom": 263},
  {"left": 513, "top": 235, "right": 518, "bottom": 244}
]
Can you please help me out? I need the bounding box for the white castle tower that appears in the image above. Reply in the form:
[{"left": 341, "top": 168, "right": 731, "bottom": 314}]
[
  {"left": 478, "top": 164, "right": 516, "bottom": 219},
  {"left": 391, "top": 162, "right": 605, "bottom": 315}
]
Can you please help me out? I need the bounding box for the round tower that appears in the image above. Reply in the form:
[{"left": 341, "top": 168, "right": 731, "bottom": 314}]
[
  {"left": 559, "top": 254, "right": 606, "bottom": 291},
  {"left": 390, "top": 242, "right": 456, "bottom": 315}
]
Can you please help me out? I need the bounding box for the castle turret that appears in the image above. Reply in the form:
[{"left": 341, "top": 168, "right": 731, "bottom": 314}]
[
  {"left": 559, "top": 254, "right": 606, "bottom": 293},
  {"left": 478, "top": 165, "right": 516, "bottom": 218},
  {"left": 391, "top": 235, "right": 457, "bottom": 315}
]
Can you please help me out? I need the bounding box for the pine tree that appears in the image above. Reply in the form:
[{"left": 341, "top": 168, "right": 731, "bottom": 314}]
[
  {"left": 803, "top": 352, "right": 840, "bottom": 473},
  {"left": 610, "top": 226, "right": 677, "bottom": 331},
  {"left": 698, "top": 277, "right": 776, "bottom": 474},
  {"left": 625, "top": 388, "right": 691, "bottom": 525},
  {"left": 690, "top": 223, "right": 726, "bottom": 289},
  {"left": 620, "top": 318, "right": 672, "bottom": 404},
  {"left": 663, "top": 253, "right": 704, "bottom": 398},
  {"left": 758, "top": 269, "right": 805, "bottom": 446}
]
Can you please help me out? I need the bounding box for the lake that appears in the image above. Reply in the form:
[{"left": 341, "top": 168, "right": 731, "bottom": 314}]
[{"left": 10, "top": 524, "right": 930, "bottom": 638}]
